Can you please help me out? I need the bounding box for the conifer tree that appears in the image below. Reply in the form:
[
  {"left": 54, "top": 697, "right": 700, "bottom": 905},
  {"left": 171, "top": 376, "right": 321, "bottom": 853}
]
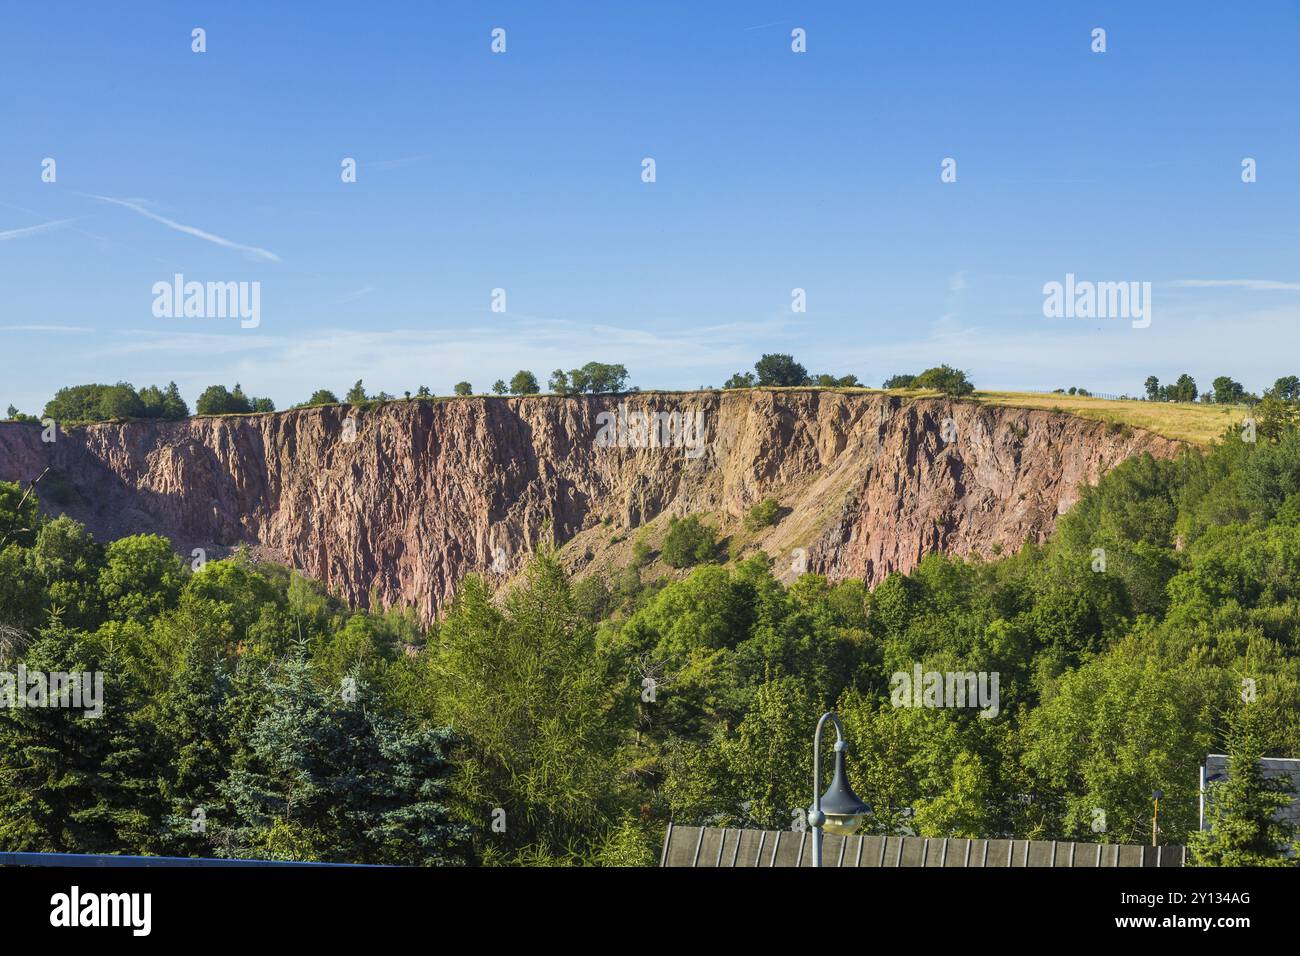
[
  {"left": 1191, "top": 704, "right": 1299, "bottom": 866},
  {"left": 157, "top": 645, "right": 238, "bottom": 855},
  {"left": 217, "top": 648, "right": 468, "bottom": 864},
  {"left": 0, "top": 624, "right": 165, "bottom": 854}
]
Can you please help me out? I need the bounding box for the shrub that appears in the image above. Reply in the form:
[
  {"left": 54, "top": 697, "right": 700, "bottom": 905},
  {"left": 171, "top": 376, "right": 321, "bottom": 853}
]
[
  {"left": 661, "top": 515, "right": 717, "bottom": 569},
  {"left": 754, "top": 354, "right": 810, "bottom": 387},
  {"left": 303, "top": 389, "right": 339, "bottom": 406},
  {"left": 882, "top": 374, "right": 918, "bottom": 389},
  {"left": 813, "top": 374, "right": 861, "bottom": 388},
  {"left": 914, "top": 365, "right": 975, "bottom": 397},
  {"left": 743, "top": 498, "right": 781, "bottom": 531}
]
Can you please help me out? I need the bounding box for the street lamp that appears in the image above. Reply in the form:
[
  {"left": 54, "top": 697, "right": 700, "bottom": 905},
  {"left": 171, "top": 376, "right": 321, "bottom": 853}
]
[{"left": 807, "top": 711, "right": 871, "bottom": 867}]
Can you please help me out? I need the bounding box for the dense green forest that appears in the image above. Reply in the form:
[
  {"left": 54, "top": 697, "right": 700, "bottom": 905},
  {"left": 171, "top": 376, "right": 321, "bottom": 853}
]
[{"left": 1, "top": 420, "right": 1298, "bottom": 864}]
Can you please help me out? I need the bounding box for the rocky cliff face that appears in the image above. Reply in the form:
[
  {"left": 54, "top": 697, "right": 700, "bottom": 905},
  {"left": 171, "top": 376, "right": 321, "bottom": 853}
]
[{"left": 0, "top": 392, "right": 1183, "bottom": 619}]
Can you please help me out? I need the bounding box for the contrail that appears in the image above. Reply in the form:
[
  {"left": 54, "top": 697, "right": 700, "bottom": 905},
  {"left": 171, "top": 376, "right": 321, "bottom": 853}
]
[
  {"left": 85, "top": 194, "right": 281, "bottom": 262},
  {"left": 0, "top": 218, "right": 77, "bottom": 241}
]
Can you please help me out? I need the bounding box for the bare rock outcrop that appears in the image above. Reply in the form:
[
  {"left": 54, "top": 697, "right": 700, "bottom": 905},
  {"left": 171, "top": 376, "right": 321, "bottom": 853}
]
[{"left": 0, "top": 392, "right": 1183, "bottom": 619}]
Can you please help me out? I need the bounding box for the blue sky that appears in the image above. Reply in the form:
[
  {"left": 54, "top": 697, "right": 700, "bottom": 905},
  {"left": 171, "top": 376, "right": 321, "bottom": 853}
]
[{"left": 3, "top": 1, "right": 1300, "bottom": 412}]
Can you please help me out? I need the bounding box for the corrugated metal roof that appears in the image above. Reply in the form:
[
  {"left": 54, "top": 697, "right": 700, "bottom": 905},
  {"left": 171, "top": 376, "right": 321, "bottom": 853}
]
[{"left": 659, "top": 825, "right": 1186, "bottom": 867}]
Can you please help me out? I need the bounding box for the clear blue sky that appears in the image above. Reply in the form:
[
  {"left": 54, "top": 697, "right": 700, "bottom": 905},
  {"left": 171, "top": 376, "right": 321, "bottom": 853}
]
[{"left": 3, "top": 1, "right": 1299, "bottom": 412}]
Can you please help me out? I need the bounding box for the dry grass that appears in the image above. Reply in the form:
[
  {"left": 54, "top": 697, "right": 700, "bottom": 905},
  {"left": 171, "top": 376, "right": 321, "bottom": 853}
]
[
  {"left": 715, "top": 385, "right": 1242, "bottom": 447},
  {"left": 970, "top": 391, "right": 1242, "bottom": 446}
]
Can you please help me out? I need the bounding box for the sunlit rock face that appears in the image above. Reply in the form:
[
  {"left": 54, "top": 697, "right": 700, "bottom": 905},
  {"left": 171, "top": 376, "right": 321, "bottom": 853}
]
[{"left": 0, "top": 391, "right": 1182, "bottom": 621}]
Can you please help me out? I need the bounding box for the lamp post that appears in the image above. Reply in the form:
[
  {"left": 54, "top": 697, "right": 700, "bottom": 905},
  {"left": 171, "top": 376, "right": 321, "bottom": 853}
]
[
  {"left": 1151, "top": 789, "right": 1163, "bottom": 846},
  {"left": 807, "top": 711, "right": 871, "bottom": 867}
]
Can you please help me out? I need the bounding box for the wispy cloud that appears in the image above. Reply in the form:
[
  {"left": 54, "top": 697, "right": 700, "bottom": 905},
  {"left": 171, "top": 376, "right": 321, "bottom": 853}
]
[
  {"left": 334, "top": 286, "right": 375, "bottom": 305},
  {"left": 819, "top": 301, "right": 1300, "bottom": 394},
  {"left": 84, "top": 195, "right": 281, "bottom": 262},
  {"left": 931, "top": 270, "right": 973, "bottom": 337},
  {"left": 368, "top": 155, "right": 432, "bottom": 171},
  {"left": 0, "top": 218, "right": 77, "bottom": 241},
  {"left": 82, "top": 313, "right": 772, "bottom": 401},
  {"left": 1168, "top": 278, "right": 1300, "bottom": 291},
  {"left": 0, "top": 324, "right": 95, "bottom": 333}
]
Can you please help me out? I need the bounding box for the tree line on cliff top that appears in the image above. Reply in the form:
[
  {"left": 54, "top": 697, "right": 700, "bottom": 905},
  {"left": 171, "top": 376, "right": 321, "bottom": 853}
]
[
  {"left": 1142, "top": 373, "right": 1300, "bottom": 407},
  {"left": 2, "top": 412, "right": 1300, "bottom": 864},
  {"left": 5, "top": 363, "right": 631, "bottom": 424},
  {"left": 10, "top": 359, "right": 1300, "bottom": 429},
  {"left": 0, "top": 355, "right": 870, "bottom": 424}
]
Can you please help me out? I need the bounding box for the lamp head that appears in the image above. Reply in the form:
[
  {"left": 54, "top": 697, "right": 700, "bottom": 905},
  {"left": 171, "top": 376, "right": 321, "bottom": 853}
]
[{"left": 817, "top": 741, "right": 871, "bottom": 836}]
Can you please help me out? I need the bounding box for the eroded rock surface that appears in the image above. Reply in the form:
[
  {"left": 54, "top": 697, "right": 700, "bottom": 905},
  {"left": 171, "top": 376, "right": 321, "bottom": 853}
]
[{"left": 0, "top": 392, "right": 1183, "bottom": 619}]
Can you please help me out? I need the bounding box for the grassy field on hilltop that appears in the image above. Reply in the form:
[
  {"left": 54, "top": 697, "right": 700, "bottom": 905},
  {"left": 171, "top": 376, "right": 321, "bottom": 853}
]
[
  {"left": 715, "top": 385, "right": 1243, "bottom": 447},
  {"left": 972, "top": 390, "right": 1244, "bottom": 446}
]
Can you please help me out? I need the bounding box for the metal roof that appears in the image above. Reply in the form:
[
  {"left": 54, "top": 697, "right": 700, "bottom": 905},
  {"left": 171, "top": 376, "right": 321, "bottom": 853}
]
[{"left": 659, "top": 825, "right": 1186, "bottom": 867}]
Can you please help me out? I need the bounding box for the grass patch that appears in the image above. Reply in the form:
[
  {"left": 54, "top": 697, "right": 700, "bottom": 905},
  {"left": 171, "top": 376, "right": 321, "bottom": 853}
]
[{"left": 972, "top": 391, "right": 1241, "bottom": 446}]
